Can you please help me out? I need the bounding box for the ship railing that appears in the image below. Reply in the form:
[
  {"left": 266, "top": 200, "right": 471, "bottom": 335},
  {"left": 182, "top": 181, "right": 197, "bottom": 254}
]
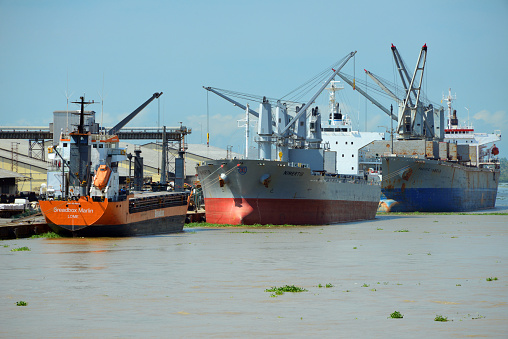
[{"left": 287, "top": 162, "right": 309, "bottom": 168}]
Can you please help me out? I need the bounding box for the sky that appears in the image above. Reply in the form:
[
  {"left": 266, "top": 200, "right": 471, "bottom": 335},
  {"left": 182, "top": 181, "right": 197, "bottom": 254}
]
[{"left": 1, "top": 0, "right": 507, "bottom": 157}]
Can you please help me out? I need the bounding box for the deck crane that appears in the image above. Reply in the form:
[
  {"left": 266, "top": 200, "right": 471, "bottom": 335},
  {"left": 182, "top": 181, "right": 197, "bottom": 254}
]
[
  {"left": 339, "top": 44, "right": 441, "bottom": 140},
  {"left": 204, "top": 51, "right": 357, "bottom": 137},
  {"left": 397, "top": 44, "right": 428, "bottom": 139},
  {"left": 108, "top": 92, "right": 163, "bottom": 135}
]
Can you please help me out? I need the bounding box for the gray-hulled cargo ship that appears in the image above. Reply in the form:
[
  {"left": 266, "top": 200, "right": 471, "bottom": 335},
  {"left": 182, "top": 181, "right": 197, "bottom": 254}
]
[
  {"left": 198, "top": 52, "right": 380, "bottom": 225},
  {"left": 338, "top": 44, "right": 501, "bottom": 212}
]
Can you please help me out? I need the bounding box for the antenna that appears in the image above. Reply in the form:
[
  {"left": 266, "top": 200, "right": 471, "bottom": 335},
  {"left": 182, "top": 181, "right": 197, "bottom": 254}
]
[
  {"left": 64, "top": 71, "right": 73, "bottom": 134},
  {"left": 99, "top": 73, "right": 105, "bottom": 133}
]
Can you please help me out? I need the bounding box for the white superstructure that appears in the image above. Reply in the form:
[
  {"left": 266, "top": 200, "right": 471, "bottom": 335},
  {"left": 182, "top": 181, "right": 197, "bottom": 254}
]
[{"left": 321, "top": 81, "right": 384, "bottom": 175}]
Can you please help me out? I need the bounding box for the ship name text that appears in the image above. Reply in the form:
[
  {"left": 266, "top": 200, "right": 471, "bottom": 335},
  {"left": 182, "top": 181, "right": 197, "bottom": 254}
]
[
  {"left": 53, "top": 207, "right": 94, "bottom": 214},
  {"left": 418, "top": 167, "right": 441, "bottom": 173},
  {"left": 283, "top": 170, "right": 304, "bottom": 177}
]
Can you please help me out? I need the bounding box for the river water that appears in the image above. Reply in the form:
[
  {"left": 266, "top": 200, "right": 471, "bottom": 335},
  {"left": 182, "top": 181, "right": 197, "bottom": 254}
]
[{"left": 1, "top": 194, "right": 508, "bottom": 337}]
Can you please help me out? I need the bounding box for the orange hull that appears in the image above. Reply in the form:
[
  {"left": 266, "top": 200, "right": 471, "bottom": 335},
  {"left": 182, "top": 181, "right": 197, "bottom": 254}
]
[{"left": 39, "top": 194, "right": 189, "bottom": 236}]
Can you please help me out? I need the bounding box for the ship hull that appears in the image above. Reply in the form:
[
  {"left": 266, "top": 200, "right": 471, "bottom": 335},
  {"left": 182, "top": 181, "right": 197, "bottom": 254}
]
[
  {"left": 379, "top": 156, "right": 499, "bottom": 212},
  {"left": 39, "top": 192, "right": 189, "bottom": 237},
  {"left": 197, "top": 159, "right": 380, "bottom": 225}
]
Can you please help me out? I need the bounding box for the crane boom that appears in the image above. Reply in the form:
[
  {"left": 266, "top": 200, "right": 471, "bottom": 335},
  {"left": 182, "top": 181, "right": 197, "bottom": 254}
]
[
  {"left": 278, "top": 51, "right": 357, "bottom": 135},
  {"left": 364, "top": 69, "right": 401, "bottom": 103},
  {"left": 337, "top": 72, "right": 397, "bottom": 121},
  {"left": 108, "top": 92, "right": 163, "bottom": 135},
  {"left": 391, "top": 44, "right": 419, "bottom": 107},
  {"left": 203, "top": 87, "right": 260, "bottom": 118}
]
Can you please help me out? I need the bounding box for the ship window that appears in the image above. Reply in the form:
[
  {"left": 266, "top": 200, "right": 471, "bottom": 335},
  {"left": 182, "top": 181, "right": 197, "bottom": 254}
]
[
  {"left": 93, "top": 144, "right": 97, "bottom": 148},
  {"left": 345, "top": 141, "right": 348, "bottom": 144},
  {"left": 342, "top": 154, "right": 344, "bottom": 157},
  {"left": 336, "top": 141, "right": 338, "bottom": 144},
  {"left": 351, "top": 142, "right": 354, "bottom": 145},
  {"left": 352, "top": 167, "right": 354, "bottom": 170},
  {"left": 63, "top": 143, "right": 67, "bottom": 147},
  {"left": 99, "top": 144, "right": 104, "bottom": 148},
  {"left": 352, "top": 154, "right": 354, "bottom": 157}
]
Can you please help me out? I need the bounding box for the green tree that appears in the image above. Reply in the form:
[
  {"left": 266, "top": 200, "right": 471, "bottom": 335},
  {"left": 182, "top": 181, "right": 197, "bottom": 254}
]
[{"left": 500, "top": 157, "right": 508, "bottom": 183}]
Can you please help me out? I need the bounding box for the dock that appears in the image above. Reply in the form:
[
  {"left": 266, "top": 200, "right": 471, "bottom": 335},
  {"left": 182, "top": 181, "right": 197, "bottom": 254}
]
[{"left": 0, "top": 213, "right": 50, "bottom": 240}]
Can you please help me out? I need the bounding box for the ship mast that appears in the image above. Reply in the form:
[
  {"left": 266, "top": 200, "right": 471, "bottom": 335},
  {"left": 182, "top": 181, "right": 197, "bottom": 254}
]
[{"left": 442, "top": 88, "right": 456, "bottom": 129}]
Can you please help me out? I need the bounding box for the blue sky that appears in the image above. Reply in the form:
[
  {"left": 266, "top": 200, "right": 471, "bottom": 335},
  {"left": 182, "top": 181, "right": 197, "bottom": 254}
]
[{"left": 1, "top": 0, "right": 507, "bottom": 156}]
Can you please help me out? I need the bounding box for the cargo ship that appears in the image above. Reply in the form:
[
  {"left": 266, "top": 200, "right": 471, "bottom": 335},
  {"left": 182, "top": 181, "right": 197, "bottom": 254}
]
[
  {"left": 199, "top": 51, "right": 381, "bottom": 225},
  {"left": 340, "top": 44, "right": 501, "bottom": 212},
  {"left": 38, "top": 94, "right": 190, "bottom": 236}
]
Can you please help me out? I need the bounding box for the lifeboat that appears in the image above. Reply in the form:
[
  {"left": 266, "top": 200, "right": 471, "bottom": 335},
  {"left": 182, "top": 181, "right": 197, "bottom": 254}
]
[{"left": 93, "top": 165, "right": 111, "bottom": 191}]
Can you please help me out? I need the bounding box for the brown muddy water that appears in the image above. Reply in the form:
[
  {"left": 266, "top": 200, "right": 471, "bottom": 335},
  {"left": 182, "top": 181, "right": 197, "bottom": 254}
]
[{"left": 1, "top": 213, "right": 507, "bottom": 338}]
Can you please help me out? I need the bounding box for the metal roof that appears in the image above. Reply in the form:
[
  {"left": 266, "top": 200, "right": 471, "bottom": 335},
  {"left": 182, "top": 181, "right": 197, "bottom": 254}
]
[{"left": 0, "top": 168, "right": 29, "bottom": 179}]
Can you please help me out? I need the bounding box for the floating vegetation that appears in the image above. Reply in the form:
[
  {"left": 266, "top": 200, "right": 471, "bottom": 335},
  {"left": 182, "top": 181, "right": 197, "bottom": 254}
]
[
  {"left": 486, "top": 277, "right": 498, "bottom": 281},
  {"left": 318, "top": 283, "right": 333, "bottom": 288},
  {"left": 3, "top": 245, "right": 9, "bottom": 248},
  {"left": 456, "top": 284, "right": 462, "bottom": 286},
  {"left": 434, "top": 314, "right": 450, "bottom": 322},
  {"left": 361, "top": 283, "right": 370, "bottom": 287},
  {"left": 30, "top": 232, "right": 61, "bottom": 239},
  {"left": 370, "top": 288, "right": 377, "bottom": 291},
  {"left": 353, "top": 247, "right": 357, "bottom": 249},
  {"left": 265, "top": 285, "right": 308, "bottom": 297},
  {"left": 16, "top": 301, "right": 27, "bottom": 306},
  {"left": 389, "top": 311, "right": 403, "bottom": 319},
  {"left": 376, "top": 228, "right": 383, "bottom": 230},
  {"left": 471, "top": 314, "right": 485, "bottom": 320},
  {"left": 395, "top": 229, "right": 409, "bottom": 232},
  {"left": 11, "top": 246, "right": 30, "bottom": 252}
]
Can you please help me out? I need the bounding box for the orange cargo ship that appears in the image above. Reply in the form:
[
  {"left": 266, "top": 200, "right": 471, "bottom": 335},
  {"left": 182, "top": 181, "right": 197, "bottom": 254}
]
[
  {"left": 39, "top": 94, "right": 190, "bottom": 237},
  {"left": 39, "top": 191, "right": 189, "bottom": 237}
]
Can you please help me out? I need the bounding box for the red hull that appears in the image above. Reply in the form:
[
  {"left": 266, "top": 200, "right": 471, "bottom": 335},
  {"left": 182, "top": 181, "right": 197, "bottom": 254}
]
[{"left": 204, "top": 197, "right": 378, "bottom": 225}]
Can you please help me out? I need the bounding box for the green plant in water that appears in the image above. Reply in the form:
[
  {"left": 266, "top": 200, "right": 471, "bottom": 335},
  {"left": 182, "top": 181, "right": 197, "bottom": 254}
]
[
  {"left": 353, "top": 247, "right": 357, "bottom": 249},
  {"left": 395, "top": 229, "right": 409, "bottom": 232},
  {"left": 325, "top": 283, "right": 333, "bottom": 288},
  {"left": 11, "top": 246, "right": 30, "bottom": 252},
  {"left": 486, "top": 277, "right": 498, "bottom": 281},
  {"left": 361, "top": 283, "right": 369, "bottom": 287},
  {"left": 389, "top": 311, "right": 403, "bottom": 319},
  {"left": 16, "top": 301, "right": 27, "bottom": 306},
  {"left": 434, "top": 314, "right": 449, "bottom": 322},
  {"left": 265, "top": 285, "right": 308, "bottom": 297},
  {"left": 30, "top": 232, "right": 61, "bottom": 239}
]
